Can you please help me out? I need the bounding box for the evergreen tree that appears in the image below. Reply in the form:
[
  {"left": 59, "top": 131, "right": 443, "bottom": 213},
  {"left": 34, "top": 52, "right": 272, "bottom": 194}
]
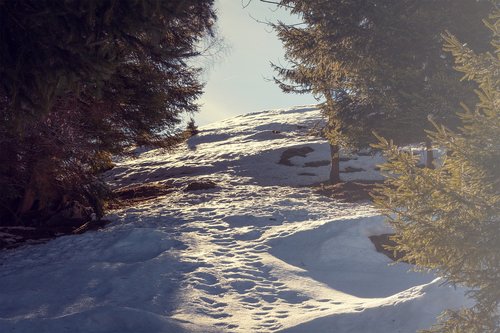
[
  {"left": 271, "top": 0, "right": 491, "bottom": 183},
  {"left": 0, "top": 1, "right": 216, "bottom": 225},
  {"left": 373, "top": 10, "right": 499, "bottom": 332},
  {"left": 186, "top": 117, "right": 200, "bottom": 136}
]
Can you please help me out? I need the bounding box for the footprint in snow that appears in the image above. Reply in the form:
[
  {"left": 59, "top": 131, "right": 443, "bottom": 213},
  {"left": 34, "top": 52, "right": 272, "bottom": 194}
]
[
  {"left": 234, "top": 230, "right": 263, "bottom": 241},
  {"left": 223, "top": 214, "right": 283, "bottom": 227},
  {"left": 230, "top": 280, "right": 256, "bottom": 293},
  {"left": 195, "top": 283, "right": 227, "bottom": 295},
  {"left": 277, "top": 290, "right": 311, "bottom": 304},
  {"left": 192, "top": 271, "right": 218, "bottom": 285}
]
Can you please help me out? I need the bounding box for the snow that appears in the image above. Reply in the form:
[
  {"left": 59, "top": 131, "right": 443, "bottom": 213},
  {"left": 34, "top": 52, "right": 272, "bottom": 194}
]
[{"left": 0, "top": 106, "right": 467, "bottom": 332}]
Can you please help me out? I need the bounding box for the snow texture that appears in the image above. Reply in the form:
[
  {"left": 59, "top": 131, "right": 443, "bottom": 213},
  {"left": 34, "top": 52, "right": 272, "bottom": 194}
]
[{"left": 0, "top": 106, "right": 466, "bottom": 332}]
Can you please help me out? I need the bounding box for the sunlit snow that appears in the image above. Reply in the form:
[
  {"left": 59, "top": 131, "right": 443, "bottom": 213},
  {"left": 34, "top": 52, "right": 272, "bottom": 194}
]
[{"left": 0, "top": 106, "right": 467, "bottom": 332}]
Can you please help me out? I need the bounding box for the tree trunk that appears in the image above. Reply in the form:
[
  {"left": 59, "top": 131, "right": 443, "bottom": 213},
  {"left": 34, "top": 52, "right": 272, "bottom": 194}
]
[
  {"left": 425, "top": 139, "right": 434, "bottom": 169},
  {"left": 330, "top": 144, "right": 341, "bottom": 184},
  {"left": 17, "top": 159, "right": 42, "bottom": 218},
  {"left": 18, "top": 187, "right": 36, "bottom": 216}
]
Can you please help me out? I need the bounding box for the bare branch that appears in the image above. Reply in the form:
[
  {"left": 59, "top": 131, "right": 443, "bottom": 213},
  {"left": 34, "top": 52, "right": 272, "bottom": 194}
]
[
  {"left": 260, "top": 0, "right": 295, "bottom": 9},
  {"left": 241, "top": 0, "right": 252, "bottom": 8},
  {"left": 242, "top": 0, "right": 294, "bottom": 9}
]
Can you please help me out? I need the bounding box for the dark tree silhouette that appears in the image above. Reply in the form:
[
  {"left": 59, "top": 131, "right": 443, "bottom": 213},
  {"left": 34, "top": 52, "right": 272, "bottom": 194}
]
[{"left": 0, "top": 0, "right": 217, "bottom": 225}]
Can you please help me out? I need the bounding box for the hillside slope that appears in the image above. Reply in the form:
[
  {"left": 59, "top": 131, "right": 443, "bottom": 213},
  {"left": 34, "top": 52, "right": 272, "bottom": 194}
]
[{"left": 0, "top": 106, "right": 466, "bottom": 333}]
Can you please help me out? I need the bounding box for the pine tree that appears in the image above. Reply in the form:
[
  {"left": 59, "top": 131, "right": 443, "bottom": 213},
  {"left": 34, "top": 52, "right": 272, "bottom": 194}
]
[
  {"left": 373, "top": 10, "right": 499, "bottom": 332},
  {"left": 0, "top": 1, "right": 217, "bottom": 225},
  {"left": 271, "top": 0, "right": 491, "bottom": 183}
]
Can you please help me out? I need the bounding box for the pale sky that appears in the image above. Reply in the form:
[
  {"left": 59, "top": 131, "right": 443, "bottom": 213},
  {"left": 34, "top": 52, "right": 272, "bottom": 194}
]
[{"left": 195, "top": 0, "right": 317, "bottom": 125}]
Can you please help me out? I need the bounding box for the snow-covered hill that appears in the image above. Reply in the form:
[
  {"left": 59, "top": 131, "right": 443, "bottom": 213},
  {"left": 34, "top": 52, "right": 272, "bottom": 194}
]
[{"left": 0, "top": 106, "right": 467, "bottom": 332}]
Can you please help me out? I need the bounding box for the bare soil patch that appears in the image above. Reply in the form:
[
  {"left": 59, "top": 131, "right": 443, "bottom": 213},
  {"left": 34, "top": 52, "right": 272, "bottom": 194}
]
[
  {"left": 369, "top": 233, "right": 407, "bottom": 262},
  {"left": 304, "top": 160, "right": 330, "bottom": 167},
  {"left": 109, "top": 182, "right": 175, "bottom": 209},
  {"left": 343, "top": 166, "right": 365, "bottom": 173},
  {"left": 0, "top": 219, "right": 110, "bottom": 250},
  {"left": 184, "top": 180, "right": 217, "bottom": 192},
  {"left": 278, "top": 146, "right": 314, "bottom": 166},
  {"left": 313, "top": 180, "right": 382, "bottom": 202},
  {"left": 1, "top": 182, "right": 175, "bottom": 250}
]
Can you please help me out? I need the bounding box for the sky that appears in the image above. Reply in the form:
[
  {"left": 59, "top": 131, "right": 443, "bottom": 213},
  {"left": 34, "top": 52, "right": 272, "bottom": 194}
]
[{"left": 195, "top": 0, "right": 317, "bottom": 126}]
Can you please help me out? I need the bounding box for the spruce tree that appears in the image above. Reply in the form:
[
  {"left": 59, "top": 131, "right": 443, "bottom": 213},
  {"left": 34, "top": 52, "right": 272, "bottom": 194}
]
[
  {"left": 373, "top": 10, "right": 499, "bottom": 332},
  {"left": 0, "top": 1, "right": 216, "bottom": 225},
  {"left": 186, "top": 117, "right": 200, "bottom": 137},
  {"left": 271, "top": 0, "right": 491, "bottom": 183}
]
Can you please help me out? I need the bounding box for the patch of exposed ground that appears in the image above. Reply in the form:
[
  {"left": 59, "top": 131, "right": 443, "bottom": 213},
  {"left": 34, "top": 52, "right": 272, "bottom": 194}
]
[
  {"left": 343, "top": 166, "right": 365, "bottom": 173},
  {"left": 278, "top": 146, "right": 314, "bottom": 166},
  {"left": 313, "top": 180, "right": 382, "bottom": 203},
  {"left": 304, "top": 160, "right": 330, "bottom": 167},
  {"left": 0, "top": 220, "right": 110, "bottom": 250},
  {"left": 369, "top": 233, "right": 407, "bottom": 262},
  {"left": 1, "top": 182, "right": 174, "bottom": 250},
  {"left": 110, "top": 182, "right": 175, "bottom": 208},
  {"left": 1, "top": 179, "right": 223, "bottom": 250},
  {"left": 184, "top": 180, "right": 218, "bottom": 192}
]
